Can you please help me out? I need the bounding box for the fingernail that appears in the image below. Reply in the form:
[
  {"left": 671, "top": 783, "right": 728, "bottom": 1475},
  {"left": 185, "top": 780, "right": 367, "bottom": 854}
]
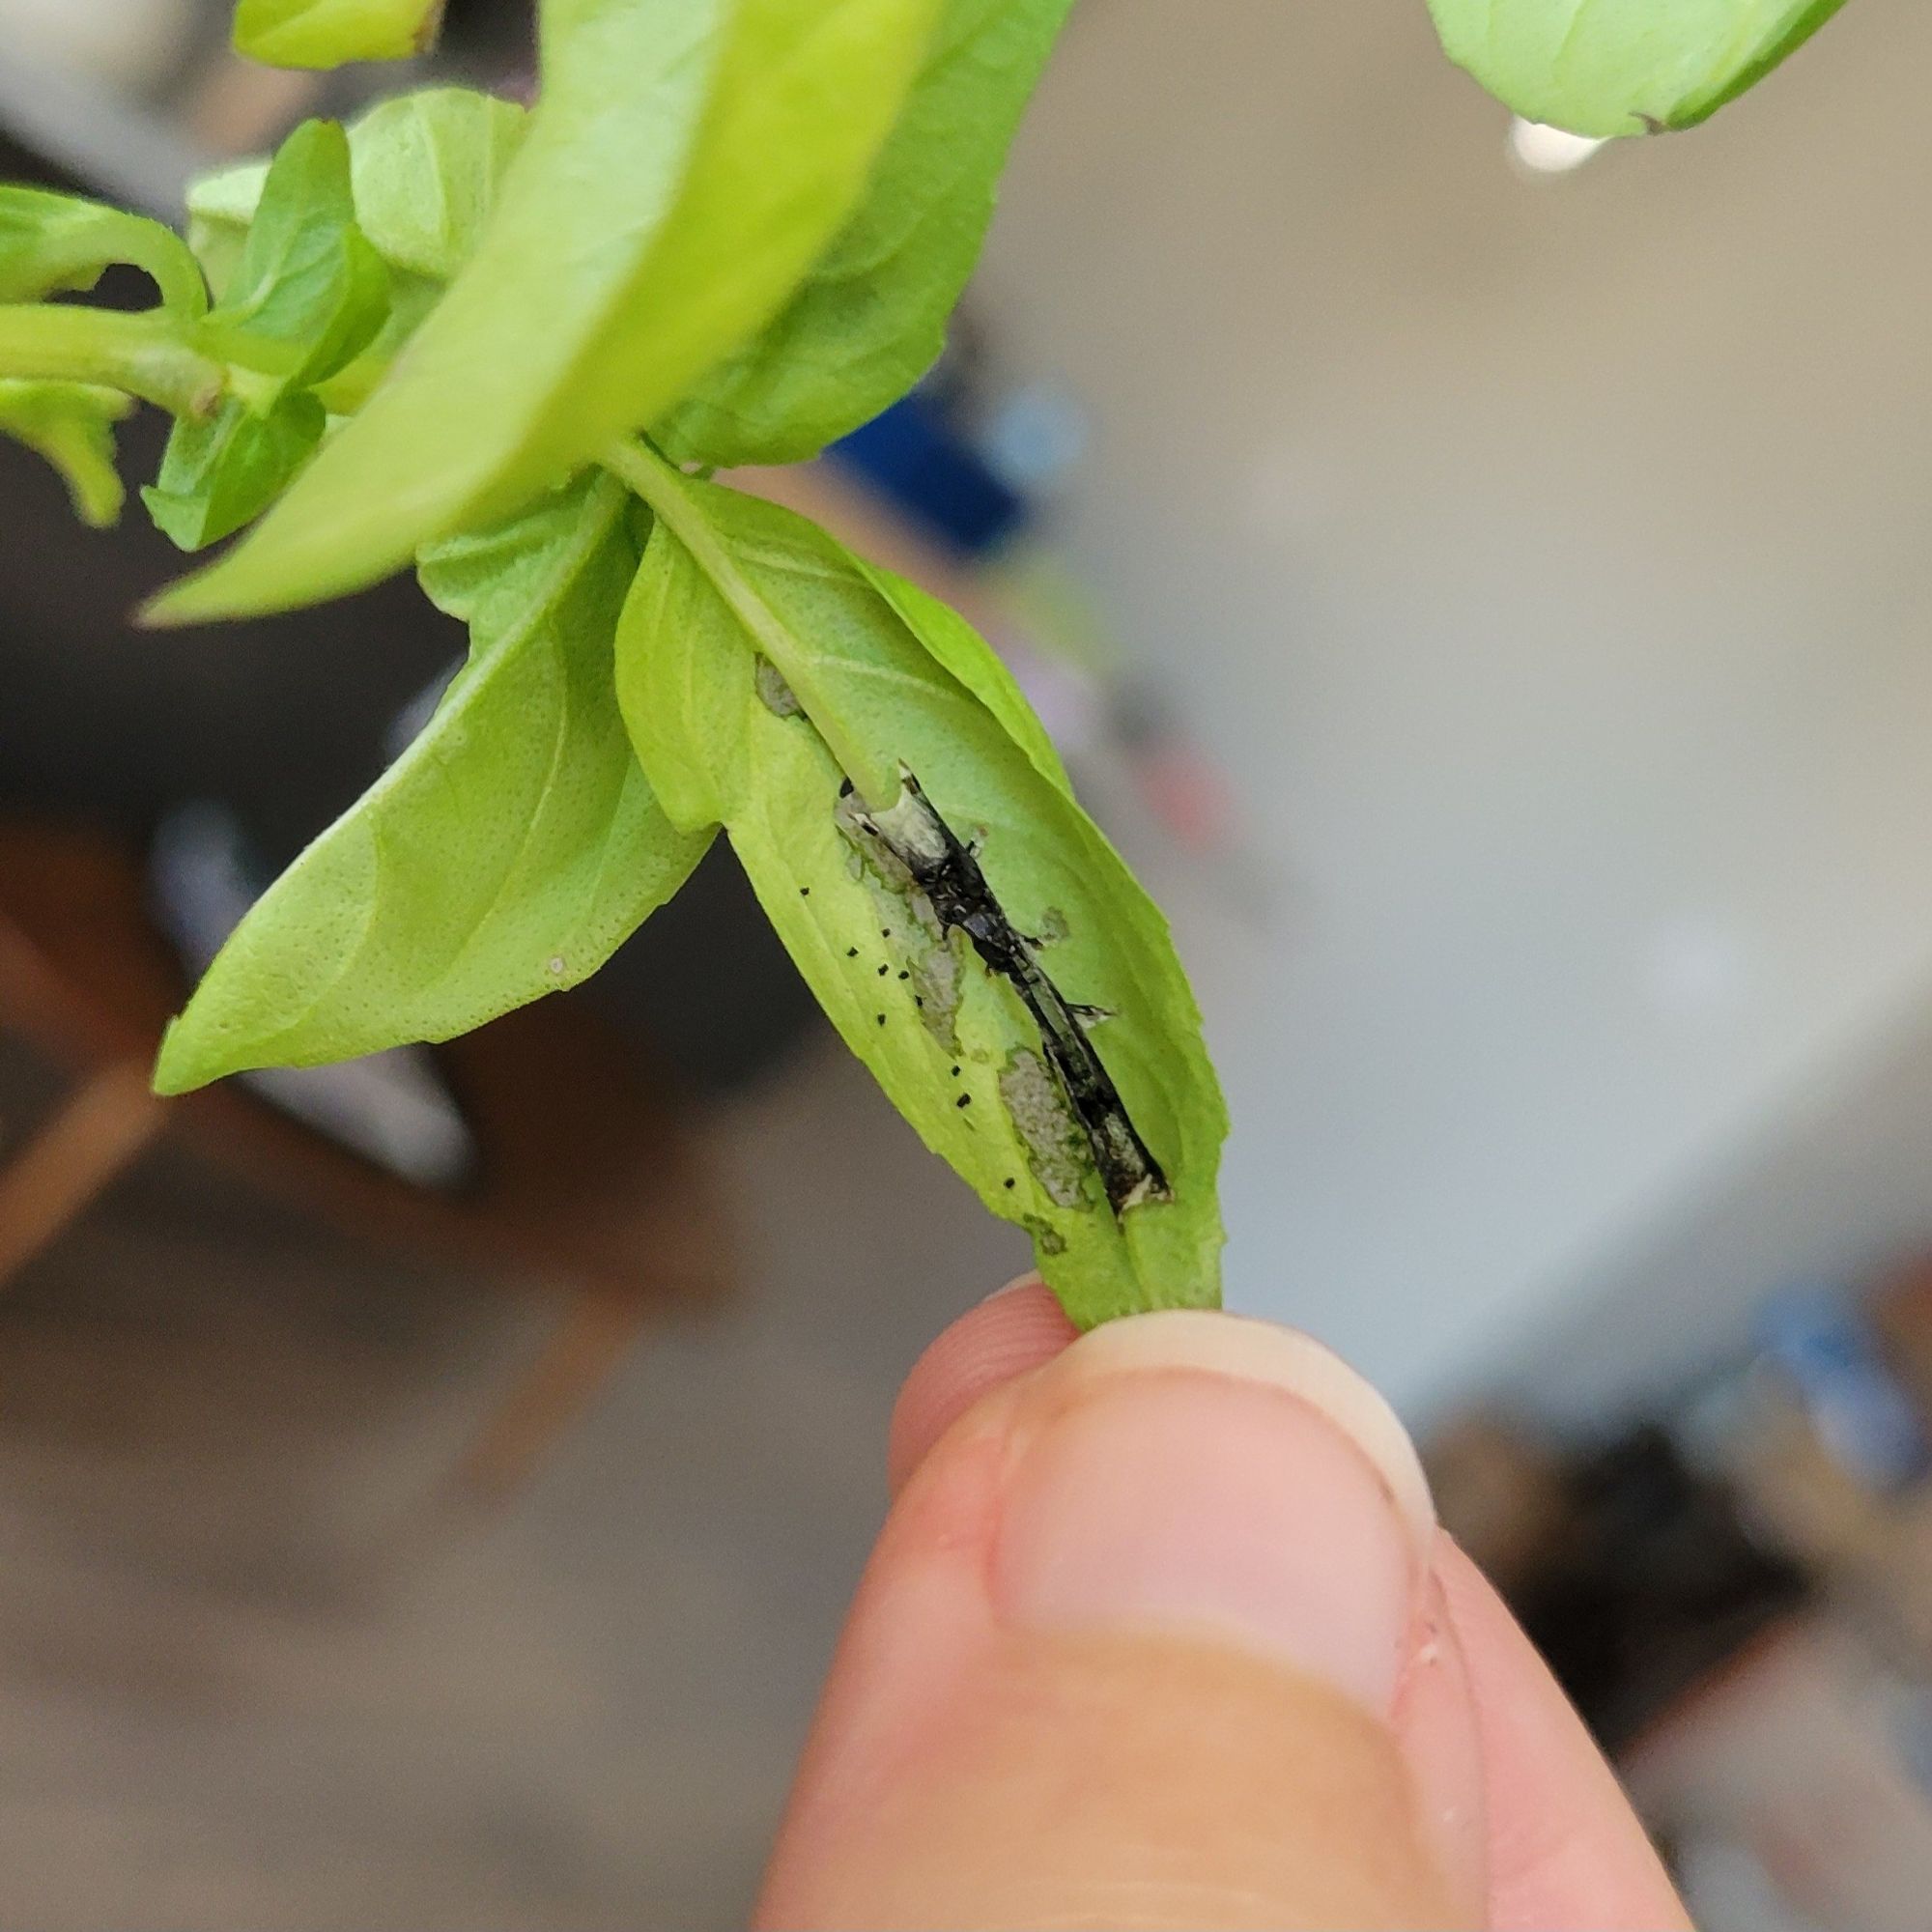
[{"left": 993, "top": 1312, "right": 1435, "bottom": 1715}]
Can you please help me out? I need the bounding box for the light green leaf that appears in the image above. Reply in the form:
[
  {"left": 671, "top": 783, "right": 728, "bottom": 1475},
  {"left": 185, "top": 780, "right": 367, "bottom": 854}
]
[
  {"left": 149, "top": 0, "right": 943, "bottom": 626},
  {"left": 187, "top": 88, "right": 527, "bottom": 291},
  {"left": 154, "top": 470, "right": 711, "bottom": 1094},
  {"left": 233, "top": 0, "right": 445, "bottom": 68},
  {"left": 1429, "top": 0, "right": 1853, "bottom": 137},
  {"left": 661, "top": 0, "right": 1073, "bottom": 467},
  {"left": 614, "top": 477, "right": 1224, "bottom": 1326},
  {"left": 142, "top": 393, "right": 326, "bottom": 551},
  {"left": 0, "top": 186, "right": 207, "bottom": 317},
  {"left": 199, "top": 120, "right": 389, "bottom": 390},
  {"left": 184, "top": 204, "right": 252, "bottom": 308},
  {"left": 853, "top": 555, "right": 1071, "bottom": 794},
  {"left": 0, "top": 380, "right": 133, "bottom": 526},
  {"left": 336, "top": 88, "right": 528, "bottom": 284}
]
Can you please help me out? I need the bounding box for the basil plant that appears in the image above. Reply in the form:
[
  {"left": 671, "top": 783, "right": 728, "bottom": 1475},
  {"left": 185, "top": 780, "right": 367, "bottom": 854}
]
[{"left": 0, "top": 0, "right": 1859, "bottom": 1325}]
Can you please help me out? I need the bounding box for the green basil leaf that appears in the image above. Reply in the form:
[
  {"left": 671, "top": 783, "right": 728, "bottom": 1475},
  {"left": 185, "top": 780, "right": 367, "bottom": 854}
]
[
  {"left": 1429, "top": 0, "right": 1853, "bottom": 137},
  {"left": 614, "top": 478, "right": 1224, "bottom": 1326},
  {"left": 150, "top": 0, "right": 943, "bottom": 627},
  {"left": 0, "top": 379, "right": 132, "bottom": 527},
  {"left": 336, "top": 88, "right": 528, "bottom": 284},
  {"left": 187, "top": 88, "right": 526, "bottom": 291},
  {"left": 233, "top": 0, "right": 446, "bottom": 68},
  {"left": 154, "top": 470, "right": 711, "bottom": 1094},
  {"left": 184, "top": 200, "right": 252, "bottom": 308},
  {"left": 200, "top": 120, "right": 390, "bottom": 390},
  {"left": 853, "top": 555, "right": 1071, "bottom": 795},
  {"left": 0, "top": 186, "right": 207, "bottom": 318},
  {"left": 660, "top": 0, "right": 1073, "bottom": 468},
  {"left": 141, "top": 393, "right": 327, "bottom": 552}
]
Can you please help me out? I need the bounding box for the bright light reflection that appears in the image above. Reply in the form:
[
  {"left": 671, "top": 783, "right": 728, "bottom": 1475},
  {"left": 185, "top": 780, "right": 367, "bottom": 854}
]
[{"left": 1508, "top": 116, "right": 1608, "bottom": 175}]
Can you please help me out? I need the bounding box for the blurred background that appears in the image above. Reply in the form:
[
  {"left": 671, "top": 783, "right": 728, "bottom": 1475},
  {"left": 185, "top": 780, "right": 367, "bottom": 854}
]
[{"left": 2, "top": 0, "right": 1931, "bottom": 1924}]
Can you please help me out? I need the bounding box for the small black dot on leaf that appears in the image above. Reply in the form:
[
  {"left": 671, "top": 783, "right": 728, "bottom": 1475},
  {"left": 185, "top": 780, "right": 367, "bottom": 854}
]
[
  {"left": 897, "top": 970, "right": 910, "bottom": 980},
  {"left": 955, "top": 1093, "right": 972, "bottom": 1109},
  {"left": 846, "top": 947, "right": 858, "bottom": 958},
  {"left": 1004, "top": 1178, "right": 1016, "bottom": 1190},
  {"left": 798, "top": 887, "right": 810, "bottom": 897},
  {"left": 876, "top": 1013, "right": 887, "bottom": 1026}
]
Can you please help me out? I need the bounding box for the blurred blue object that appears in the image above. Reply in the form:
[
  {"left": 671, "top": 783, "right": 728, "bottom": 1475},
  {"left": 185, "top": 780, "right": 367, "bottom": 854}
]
[
  {"left": 828, "top": 393, "right": 1029, "bottom": 558},
  {"left": 1757, "top": 1284, "right": 1931, "bottom": 1494}
]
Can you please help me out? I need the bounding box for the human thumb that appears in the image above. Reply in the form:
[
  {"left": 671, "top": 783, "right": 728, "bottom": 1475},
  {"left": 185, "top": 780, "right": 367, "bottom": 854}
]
[{"left": 757, "top": 1302, "right": 1486, "bottom": 1930}]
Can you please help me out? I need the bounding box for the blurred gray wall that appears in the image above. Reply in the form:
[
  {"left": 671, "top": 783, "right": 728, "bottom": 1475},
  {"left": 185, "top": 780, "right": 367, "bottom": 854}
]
[{"left": 978, "top": 0, "right": 1932, "bottom": 1419}]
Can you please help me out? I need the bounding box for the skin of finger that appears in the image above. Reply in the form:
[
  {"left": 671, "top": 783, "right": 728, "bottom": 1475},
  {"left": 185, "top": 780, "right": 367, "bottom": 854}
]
[
  {"left": 870, "top": 1293, "right": 1690, "bottom": 1927},
  {"left": 1395, "top": 1560, "right": 1491, "bottom": 1916},
  {"left": 888, "top": 1288, "right": 1489, "bottom": 1905},
  {"left": 1435, "top": 1539, "right": 1692, "bottom": 1931},
  {"left": 757, "top": 1360, "right": 1472, "bottom": 1930},
  {"left": 887, "top": 1277, "right": 1075, "bottom": 1497}
]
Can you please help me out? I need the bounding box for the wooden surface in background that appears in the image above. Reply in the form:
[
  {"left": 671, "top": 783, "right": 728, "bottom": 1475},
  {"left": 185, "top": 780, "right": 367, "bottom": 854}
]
[{"left": 0, "top": 820, "right": 729, "bottom": 1493}]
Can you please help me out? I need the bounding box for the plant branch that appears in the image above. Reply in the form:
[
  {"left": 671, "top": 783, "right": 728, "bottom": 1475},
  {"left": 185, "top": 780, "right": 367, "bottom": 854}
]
[
  {"left": 0, "top": 305, "right": 224, "bottom": 417},
  {"left": 603, "top": 435, "right": 900, "bottom": 803}
]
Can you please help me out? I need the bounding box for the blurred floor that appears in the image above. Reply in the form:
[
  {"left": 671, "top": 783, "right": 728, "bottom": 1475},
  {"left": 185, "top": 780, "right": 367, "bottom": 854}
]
[{"left": 0, "top": 1028, "right": 1025, "bottom": 1930}]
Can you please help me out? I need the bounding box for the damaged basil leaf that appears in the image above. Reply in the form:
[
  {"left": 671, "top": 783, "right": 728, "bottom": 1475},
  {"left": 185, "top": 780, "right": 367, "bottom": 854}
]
[
  {"left": 0, "top": 379, "right": 132, "bottom": 526},
  {"left": 233, "top": 0, "right": 446, "bottom": 69},
  {"left": 1429, "top": 0, "right": 1854, "bottom": 137},
  {"left": 0, "top": 186, "right": 207, "bottom": 318},
  {"left": 196, "top": 120, "right": 389, "bottom": 391},
  {"left": 154, "top": 470, "right": 711, "bottom": 1094},
  {"left": 150, "top": 0, "right": 942, "bottom": 626},
  {"left": 614, "top": 475, "right": 1224, "bottom": 1326},
  {"left": 659, "top": 0, "right": 1075, "bottom": 468}
]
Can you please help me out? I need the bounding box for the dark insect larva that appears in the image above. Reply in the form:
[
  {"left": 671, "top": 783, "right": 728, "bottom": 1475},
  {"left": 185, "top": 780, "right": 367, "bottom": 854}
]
[{"left": 846, "top": 772, "right": 1170, "bottom": 1217}]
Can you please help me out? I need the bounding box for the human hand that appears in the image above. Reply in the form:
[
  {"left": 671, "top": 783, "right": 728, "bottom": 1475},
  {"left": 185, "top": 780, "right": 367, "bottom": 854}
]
[{"left": 757, "top": 1281, "right": 1692, "bottom": 1930}]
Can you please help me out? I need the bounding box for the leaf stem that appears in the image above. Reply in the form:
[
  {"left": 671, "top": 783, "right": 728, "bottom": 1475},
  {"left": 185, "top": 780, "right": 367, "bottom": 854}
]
[
  {"left": 603, "top": 435, "right": 900, "bottom": 802},
  {"left": 0, "top": 304, "right": 224, "bottom": 417}
]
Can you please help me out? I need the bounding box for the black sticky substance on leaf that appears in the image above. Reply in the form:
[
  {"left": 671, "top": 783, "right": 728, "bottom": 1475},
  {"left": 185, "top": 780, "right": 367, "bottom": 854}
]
[
  {"left": 839, "top": 794, "right": 960, "bottom": 1043},
  {"left": 843, "top": 770, "right": 1171, "bottom": 1217}
]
